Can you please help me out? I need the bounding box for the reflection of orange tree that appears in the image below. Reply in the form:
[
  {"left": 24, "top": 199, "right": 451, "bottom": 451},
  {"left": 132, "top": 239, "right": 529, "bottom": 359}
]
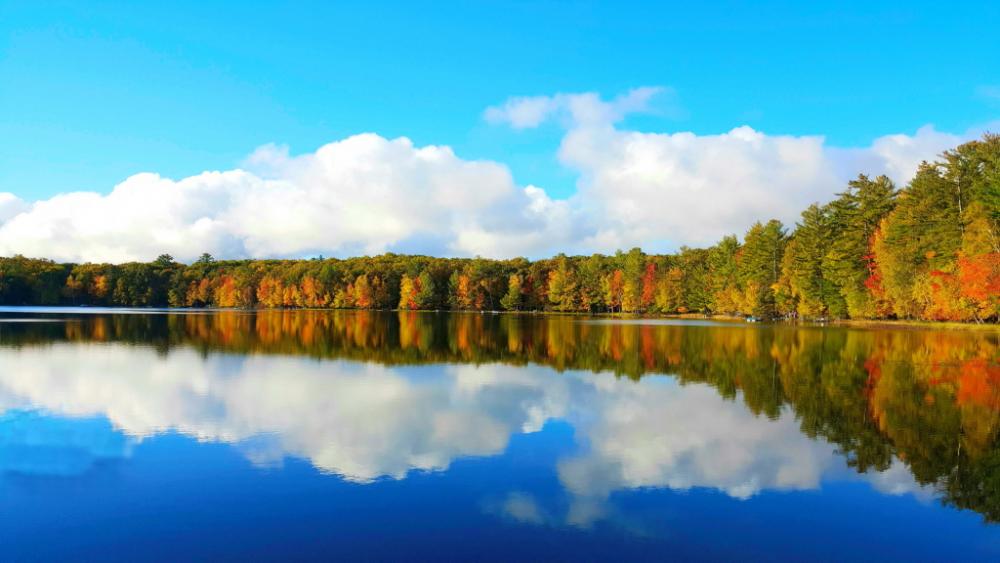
[
  {"left": 399, "top": 311, "right": 433, "bottom": 352},
  {"left": 911, "top": 334, "right": 999, "bottom": 458},
  {"left": 955, "top": 359, "right": 1000, "bottom": 411},
  {"left": 864, "top": 330, "right": 1000, "bottom": 519}
]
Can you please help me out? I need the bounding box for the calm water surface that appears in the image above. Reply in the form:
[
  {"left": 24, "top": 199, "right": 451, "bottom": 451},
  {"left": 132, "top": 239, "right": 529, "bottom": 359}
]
[{"left": 1, "top": 309, "right": 999, "bottom": 561}]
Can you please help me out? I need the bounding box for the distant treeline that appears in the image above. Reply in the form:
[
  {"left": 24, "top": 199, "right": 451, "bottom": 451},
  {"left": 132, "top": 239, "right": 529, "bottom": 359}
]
[{"left": 1, "top": 135, "right": 998, "bottom": 322}]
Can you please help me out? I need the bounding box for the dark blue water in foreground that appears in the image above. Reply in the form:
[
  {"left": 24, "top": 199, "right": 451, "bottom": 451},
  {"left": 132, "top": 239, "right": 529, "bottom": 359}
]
[{"left": 1, "top": 309, "right": 998, "bottom": 561}]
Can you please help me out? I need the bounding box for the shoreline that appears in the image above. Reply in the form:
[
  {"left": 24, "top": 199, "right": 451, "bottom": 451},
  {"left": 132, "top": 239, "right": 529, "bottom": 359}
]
[{"left": 2, "top": 305, "right": 998, "bottom": 331}]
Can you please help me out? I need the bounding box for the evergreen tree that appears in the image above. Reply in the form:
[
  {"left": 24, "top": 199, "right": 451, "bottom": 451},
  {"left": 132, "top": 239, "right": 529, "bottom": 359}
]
[
  {"left": 787, "top": 204, "right": 844, "bottom": 317},
  {"left": 823, "top": 175, "right": 897, "bottom": 318},
  {"left": 708, "top": 235, "right": 741, "bottom": 314},
  {"left": 737, "top": 220, "right": 786, "bottom": 317}
]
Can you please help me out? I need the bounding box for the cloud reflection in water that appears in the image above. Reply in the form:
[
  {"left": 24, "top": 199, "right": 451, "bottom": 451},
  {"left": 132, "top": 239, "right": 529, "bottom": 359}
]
[{"left": 0, "top": 343, "right": 929, "bottom": 526}]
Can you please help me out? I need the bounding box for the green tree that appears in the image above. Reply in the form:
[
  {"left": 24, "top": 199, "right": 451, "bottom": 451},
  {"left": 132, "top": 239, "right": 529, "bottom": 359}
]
[
  {"left": 621, "top": 248, "right": 644, "bottom": 313},
  {"left": 708, "top": 235, "right": 741, "bottom": 314},
  {"left": 821, "top": 175, "right": 897, "bottom": 318},
  {"left": 415, "top": 270, "right": 436, "bottom": 309},
  {"left": 737, "top": 220, "right": 786, "bottom": 317},
  {"left": 501, "top": 273, "right": 523, "bottom": 311},
  {"left": 788, "top": 204, "right": 845, "bottom": 318},
  {"left": 547, "top": 256, "right": 578, "bottom": 312}
]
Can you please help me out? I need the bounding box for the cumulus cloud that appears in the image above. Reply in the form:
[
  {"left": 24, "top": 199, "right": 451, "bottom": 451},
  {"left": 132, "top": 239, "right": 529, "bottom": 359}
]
[
  {"left": 0, "top": 193, "right": 27, "bottom": 224},
  {"left": 830, "top": 125, "right": 964, "bottom": 187},
  {"left": 561, "top": 124, "right": 840, "bottom": 249},
  {"left": 0, "top": 135, "right": 574, "bottom": 262},
  {"left": 534, "top": 90, "right": 981, "bottom": 251},
  {"left": 0, "top": 88, "right": 987, "bottom": 261}
]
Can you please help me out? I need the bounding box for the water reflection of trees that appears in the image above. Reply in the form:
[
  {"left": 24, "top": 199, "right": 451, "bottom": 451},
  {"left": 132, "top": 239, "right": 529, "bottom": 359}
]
[{"left": 2, "top": 310, "right": 998, "bottom": 520}]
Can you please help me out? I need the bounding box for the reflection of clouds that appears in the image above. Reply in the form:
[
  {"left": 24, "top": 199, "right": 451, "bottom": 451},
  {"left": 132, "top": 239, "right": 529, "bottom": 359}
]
[
  {"left": 0, "top": 410, "right": 132, "bottom": 476},
  {"left": 0, "top": 344, "right": 931, "bottom": 520},
  {"left": 555, "top": 379, "right": 835, "bottom": 526},
  {"left": 495, "top": 492, "right": 549, "bottom": 525},
  {"left": 560, "top": 381, "right": 832, "bottom": 500},
  {"left": 857, "top": 459, "right": 936, "bottom": 502},
  {"left": 0, "top": 345, "right": 565, "bottom": 482}
]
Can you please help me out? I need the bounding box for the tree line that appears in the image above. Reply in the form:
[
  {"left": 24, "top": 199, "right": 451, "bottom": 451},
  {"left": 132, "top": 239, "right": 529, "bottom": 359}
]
[{"left": 1, "top": 134, "right": 997, "bottom": 322}]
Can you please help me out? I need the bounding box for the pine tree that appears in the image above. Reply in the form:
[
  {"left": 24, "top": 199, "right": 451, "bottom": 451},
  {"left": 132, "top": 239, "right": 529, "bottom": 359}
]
[
  {"left": 737, "top": 220, "right": 786, "bottom": 317},
  {"left": 823, "top": 175, "right": 897, "bottom": 318},
  {"left": 788, "top": 204, "right": 844, "bottom": 318}
]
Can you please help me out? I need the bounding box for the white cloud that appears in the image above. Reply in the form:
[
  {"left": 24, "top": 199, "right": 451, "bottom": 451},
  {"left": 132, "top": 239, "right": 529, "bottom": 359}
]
[
  {"left": 484, "top": 95, "right": 561, "bottom": 129},
  {"left": 483, "top": 86, "right": 666, "bottom": 129},
  {"left": 0, "top": 193, "right": 27, "bottom": 224},
  {"left": 0, "top": 88, "right": 987, "bottom": 261},
  {"left": 0, "top": 135, "right": 572, "bottom": 262},
  {"left": 532, "top": 91, "right": 979, "bottom": 251},
  {"left": 560, "top": 124, "right": 840, "bottom": 249},
  {"left": 830, "top": 125, "right": 963, "bottom": 188}
]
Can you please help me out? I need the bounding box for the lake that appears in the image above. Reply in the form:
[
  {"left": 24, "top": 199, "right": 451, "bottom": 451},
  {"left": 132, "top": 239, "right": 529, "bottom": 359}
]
[{"left": 1, "top": 308, "right": 999, "bottom": 561}]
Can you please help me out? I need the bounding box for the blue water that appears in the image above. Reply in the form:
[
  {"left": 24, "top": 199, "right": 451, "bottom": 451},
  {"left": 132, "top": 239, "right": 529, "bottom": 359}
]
[{"left": 0, "top": 309, "right": 998, "bottom": 561}]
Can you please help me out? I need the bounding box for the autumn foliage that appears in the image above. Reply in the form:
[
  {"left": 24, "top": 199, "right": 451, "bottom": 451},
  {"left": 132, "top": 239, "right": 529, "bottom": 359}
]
[{"left": 1, "top": 135, "right": 998, "bottom": 323}]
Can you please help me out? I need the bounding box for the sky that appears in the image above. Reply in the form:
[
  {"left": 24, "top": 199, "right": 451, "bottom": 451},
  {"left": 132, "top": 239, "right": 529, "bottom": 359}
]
[{"left": 0, "top": 1, "right": 998, "bottom": 262}]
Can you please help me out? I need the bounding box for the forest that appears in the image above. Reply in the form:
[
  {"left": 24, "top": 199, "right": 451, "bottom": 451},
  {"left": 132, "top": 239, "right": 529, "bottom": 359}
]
[{"left": 1, "top": 134, "right": 997, "bottom": 322}]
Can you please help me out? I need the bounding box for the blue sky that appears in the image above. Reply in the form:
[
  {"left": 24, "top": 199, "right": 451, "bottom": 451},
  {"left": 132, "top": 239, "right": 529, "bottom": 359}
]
[
  {"left": 3, "top": 0, "right": 998, "bottom": 200},
  {"left": 0, "top": 1, "right": 997, "bottom": 261}
]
